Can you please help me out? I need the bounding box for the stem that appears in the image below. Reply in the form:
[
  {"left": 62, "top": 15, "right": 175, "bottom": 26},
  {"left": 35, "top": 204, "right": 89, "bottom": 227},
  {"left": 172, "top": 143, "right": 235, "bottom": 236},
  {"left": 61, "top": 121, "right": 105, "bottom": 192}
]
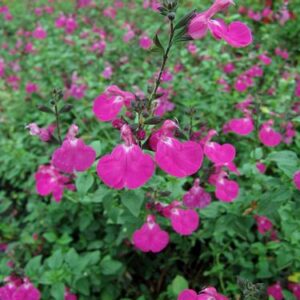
[
  {"left": 54, "top": 104, "right": 62, "bottom": 144},
  {"left": 148, "top": 20, "right": 175, "bottom": 112}
]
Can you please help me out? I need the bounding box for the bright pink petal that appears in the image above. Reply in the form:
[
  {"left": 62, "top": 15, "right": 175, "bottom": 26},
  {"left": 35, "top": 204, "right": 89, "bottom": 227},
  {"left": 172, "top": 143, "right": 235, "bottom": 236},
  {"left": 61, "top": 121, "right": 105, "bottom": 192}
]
[
  {"left": 97, "top": 145, "right": 155, "bottom": 189},
  {"left": 93, "top": 94, "right": 124, "bottom": 122},
  {"left": 178, "top": 289, "right": 198, "bottom": 300},
  {"left": 215, "top": 179, "right": 239, "bottom": 202},
  {"left": 155, "top": 138, "right": 203, "bottom": 178},
  {"left": 188, "top": 13, "right": 208, "bottom": 39},
  {"left": 222, "top": 21, "right": 253, "bottom": 48},
  {"left": 170, "top": 209, "right": 199, "bottom": 235},
  {"left": 52, "top": 139, "right": 96, "bottom": 173}
]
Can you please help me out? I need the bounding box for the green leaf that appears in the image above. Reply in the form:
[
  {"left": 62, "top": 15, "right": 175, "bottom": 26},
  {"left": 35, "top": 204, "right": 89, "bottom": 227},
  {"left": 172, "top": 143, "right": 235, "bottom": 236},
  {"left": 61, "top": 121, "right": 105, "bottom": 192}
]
[
  {"left": 47, "top": 250, "right": 63, "bottom": 269},
  {"left": 43, "top": 232, "right": 57, "bottom": 243},
  {"left": 90, "top": 140, "right": 102, "bottom": 156},
  {"left": 37, "top": 104, "right": 53, "bottom": 114},
  {"left": 51, "top": 283, "right": 65, "bottom": 300},
  {"left": 25, "top": 256, "right": 42, "bottom": 278},
  {"left": 121, "top": 190, "right": 144, "bottom": 217},
  {"left": 59, "top": 104, "right": 73, "bottom": 113},
  {"left": 75, "top": 172, "right": 94, "bottom": 195},
  {"left": 153, "top": 33, "right": 164, "bottom": 53},
  {"left": 171, "top": 275, "right": 188, "bottom": 296},
  {"left": 268, "top": 151, "right": 299, "bottom": 178},
  {"left": 174, "top": 10, "right": 196, "bottom": 30},
  {"left": 100, "top": 256, "right": 123, "bottom": 275}
]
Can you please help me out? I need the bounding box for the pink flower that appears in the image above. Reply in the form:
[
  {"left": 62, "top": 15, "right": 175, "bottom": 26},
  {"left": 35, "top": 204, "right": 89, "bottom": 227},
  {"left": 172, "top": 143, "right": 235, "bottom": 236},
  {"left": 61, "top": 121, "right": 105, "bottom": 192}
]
[
  {"left": 133, "top": 215, "right": 169, "bottom": 253},
  {"left": 258, "top": 120, "right": 282, "bottom": 147},
  {"left": 188, "top": 1, "right": 252, "bottom": 48},
  {"left": 204, "top": 132, "right": 236, "bottom": 165},
  {"left": 178, "top": 287, "right": 228, "bottom": 300},
  {"left": 254, "top": 215, "right": 273, "bottom": 234},
  {"left": 267, "top": 283, "right": 283, "bottom": 300},
  {"left": 275, "top": 48, "right": 289, "bottom": 60},
  {"left": 102, "top": 65, "right": 113, "bottom": 79},
  {"left": 97, "top": 125, "right": 155, "bottom": 189},
  {"left": 65, "top": 17, "right": 78, "bottom": 34},
  {"left": 139, "top": 35, "right": 152, "bottom": 49},
  {"left": 26, "top": 123, "right": 55, "bottom": 142},
  {"left": 256, "top": 162, "right": 267, "bottom": 174},
  {"left": 259, "top": 53, "right": 272, "bottom": 65},
  {"left": 65, "top": 288, "right": 77, "bottom": 300},
  {"left": 155, "top": 120, "right": 203, "bottom": 178},
  {"left": 103, "top": 6, "right": 116, "bottom": 19},
  {"left": 223, "top": 62, "right": 235, "bottom": 74},
  {"left": 215, "top": 177, "right": 239, "bottom": 202},
  {"left": 223, "top": 118, "right": 254, "bottom": 135},
  {"left": 293, "top": 171, "right": 300, "bottom": 190},
  {"left": 32, "top": 25, "right": 47, "bottom": 39},
  {"left": 288, "top": 283, "right": 300, "bottom": 300},
  {"left": 11, "top": 281, "right": 41, "bottom": 300},
  {"left": 52, "top": 124, "right": 96, "bottom": 173},
  {"left": 93, "top": 85, "right": 135, "bottom": 122},
  {"left": 35, "top": 165, "right": 75, "bottom": 202},
  {"left": 55, "top": 15, "right": 66, "bottom": 28},
  {"left": 25, "top": 82, "right": 38, "bottom": 94},
  {"left": 183, "top": 179, "right": 211, "bottom": 209},
  {"left": 170, "top": 208, "right": 199, "bottom": 235}
]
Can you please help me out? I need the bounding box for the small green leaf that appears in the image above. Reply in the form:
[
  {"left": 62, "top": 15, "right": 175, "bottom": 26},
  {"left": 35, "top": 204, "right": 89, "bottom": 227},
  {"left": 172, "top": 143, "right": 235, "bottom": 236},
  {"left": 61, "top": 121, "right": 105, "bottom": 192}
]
[
  {"left": 76, "top": 173, "right": 94, "bottom": 195},
  {"left": 100, "top": 256, "right": 123, "bottom": 275},
  {"left": 153, "top": 33, "right": 165, "bottom": 53},
  {"left": 37, "top": 105, "right": 53, "bottom": 114},
  {"left": 171, "top": 275, "right": 188, "bottom": 296},
  {"left": 174, "top": 10, "right": 196, "bottom": 30},
  {"left": 121, "top": 190, "right": 144, "bottom": 217}
]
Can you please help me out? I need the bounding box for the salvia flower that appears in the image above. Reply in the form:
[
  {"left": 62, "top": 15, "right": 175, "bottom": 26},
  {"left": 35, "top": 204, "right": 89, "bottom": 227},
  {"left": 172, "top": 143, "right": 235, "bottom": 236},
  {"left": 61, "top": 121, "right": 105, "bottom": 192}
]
[
  {"left": 132, "top": 215, "right": 169, "bottom": 253},
  {"left": 35, "top": 165, "right": 75, "bottom": 202},
  {"left": 97, "top": 124, "right": 155, "bottom": 189},
  {"left": 288, "top": 283, "right": 300, "bottom": 300},
  {"left": 188, "top": 0, "right": 252, "bottom": 48},
  {"left": 52, "top": 124, "right": 96, "bottom": 173},
  {"left": 155, "top": 120, "right": 203, "bottom": 178},
  {"left": 0, "top": 277, "right": 40, "bottom": 300},
  {"left": 178, "top": 286, "right": 229, "bottom": 300},
  {"left": 183, "top": 179, "right": 211, "bottom": 209},
  {"left": 293, "top": 171, "right": 300, "bottom": 190},
  {"left": 267, "top": 282, "right": 283, "bottom": 300},
  {"left": 93, "top": 85, "right": 135, "bottom": 122},
  {"left": 170, "top": 207, "right": 199, "bottom": 236},
  {"left": 258, "top": 120, "right": 282, "bottom": 147},
  {"left": 254, "top": 215, "right": 273, "bottom": 234}
]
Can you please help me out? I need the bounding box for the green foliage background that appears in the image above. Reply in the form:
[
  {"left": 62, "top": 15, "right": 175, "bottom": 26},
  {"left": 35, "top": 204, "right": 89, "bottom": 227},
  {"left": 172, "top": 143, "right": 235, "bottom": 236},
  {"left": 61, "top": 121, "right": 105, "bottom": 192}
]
[{"left": 1, "top": 0, "right": 300, "bottom": 299}]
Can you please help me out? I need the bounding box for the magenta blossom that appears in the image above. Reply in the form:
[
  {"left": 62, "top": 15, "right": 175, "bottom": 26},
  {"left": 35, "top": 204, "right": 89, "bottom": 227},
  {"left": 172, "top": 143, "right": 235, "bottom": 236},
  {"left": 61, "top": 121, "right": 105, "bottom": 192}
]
[
  {"left": 133, "top": 215, "right": 169, "bottom": 253},
  {"left": 254, "top": 215, "right": 273, "bottom": 234},
  {"left": 210, "top": 169, "right": 239, "bottom": 202},
  {"left": 223, "top": 117, "right": 254, "bottom": 136},
  {"left": 288, "top": 283, "right": 300, "bottom": 300},
  {"left": 258, "top": 120, "right": 282, "bottom": 147},
  {"left": 25, "top": 82, "right": 39, "bottom": 94},
  {"left": 32, "top": 25, "right": 47, "bottom": 39},
  {"left": 183, "top": 179, "right": 211, "bottom": 209},
  {"left": 139, "top": 35, "right": 152, "bottom": 49},
  {"left": 170, "top": 207, "right": 199, "bottom": 235},
  {"left": 0, "top": 278, "right": 40, "bottom": 300},
  {"left": 93, "top": 85, "right": 135, "bottom": 122},
  {"left": 256, "top": 162, "right": 267, "bottom": 174},
  {"left": 26, "top": 123, "right": 55, "bottom": 142},
  {"left": 267, "top": 283, "right": 283, "bottom": 300},
  {"left": 97, "top": 125, "right": 155, "bottom": 189},
  {"left": 293, "top": 171, "right": 300, "bottom": 190},
  {"left": 155, "top": 120, "right": 203, "bottom": 178},
  {"left": 204, "top": 130, "right": 236, "bottom": 165},
  {"left": 35, "top": 165, "right": 75, "bottom": 202},
  {"left": 188, "top": 0, "right": 252, "bottom": 48},
  {"left": 65, "top": 288, "right": 77, "bottom": 300},
  {"left": 178, "top": 287, "right": 228, "bottom": 300},
  {"left": 52, "top": 124, "right": 96, "bottom": 173}
]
